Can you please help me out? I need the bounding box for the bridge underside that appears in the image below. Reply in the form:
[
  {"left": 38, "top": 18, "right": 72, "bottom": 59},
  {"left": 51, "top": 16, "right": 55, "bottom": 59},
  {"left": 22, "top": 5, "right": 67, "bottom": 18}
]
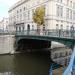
[{"left": 16, "top": 39, "right": 51, "bottom": 52}]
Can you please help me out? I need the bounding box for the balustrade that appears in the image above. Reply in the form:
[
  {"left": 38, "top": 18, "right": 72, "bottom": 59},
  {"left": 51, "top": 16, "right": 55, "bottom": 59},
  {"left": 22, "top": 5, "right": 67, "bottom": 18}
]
[{"left": 16, "top": 29, "right": 75, "bottom": 39}]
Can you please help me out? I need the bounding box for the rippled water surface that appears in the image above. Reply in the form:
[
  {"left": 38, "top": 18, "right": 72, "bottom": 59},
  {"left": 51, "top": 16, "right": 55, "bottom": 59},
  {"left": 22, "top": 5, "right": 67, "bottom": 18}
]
[{"left": 0, "top": 51, "right": 50, "bottom": 75}]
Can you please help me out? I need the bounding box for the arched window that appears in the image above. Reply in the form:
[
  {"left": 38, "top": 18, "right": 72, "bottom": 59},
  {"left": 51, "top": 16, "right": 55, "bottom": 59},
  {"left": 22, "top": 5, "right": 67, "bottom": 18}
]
[
  {"left": 22, "top": 27, "right": 24, "bottom": 31},
  {"left": 70, "top": 25, "right": 74, "bottom": 31},
  {"left": 60, "top": 24, "right": 63, "bottom": 30},
  {"left": 19, "top": 27, "right": 21, "bottom": 32},
  {"left": 32, "top": 25, "right": 34, "bottom": 30},
  {"left": 56, "top": 24, "right": 59, "bottom": 30},
  {"left": 27, "top": 24, "right": 30, "bottom": 30}
]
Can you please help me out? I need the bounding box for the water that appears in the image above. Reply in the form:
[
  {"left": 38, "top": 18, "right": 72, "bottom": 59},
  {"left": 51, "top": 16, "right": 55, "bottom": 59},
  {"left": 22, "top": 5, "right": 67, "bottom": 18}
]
[
  {"left": 0, "top": 35, "right": 50, "bottom": 75},
  {"left": 0, "top": 52, "right": 50, "bottom": 75}
]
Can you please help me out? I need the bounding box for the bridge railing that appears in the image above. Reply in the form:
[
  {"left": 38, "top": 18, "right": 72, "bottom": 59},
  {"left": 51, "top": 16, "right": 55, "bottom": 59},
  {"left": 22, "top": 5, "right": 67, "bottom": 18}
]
[
  {"left": 0, "top": 31, "right": 15, "bottom": 35},
  {"left": 16, "top": 29, "right": 75, "bottom": 39}
]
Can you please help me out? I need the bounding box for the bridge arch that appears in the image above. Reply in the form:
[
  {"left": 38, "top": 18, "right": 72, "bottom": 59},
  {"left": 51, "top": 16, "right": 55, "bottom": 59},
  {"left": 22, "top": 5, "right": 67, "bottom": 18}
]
[
  {"left": 15, "top": 35, "right": 75, "bottom": 52},
  {"left": 15, "top": 38, "right": 51, "bottom": 52}
]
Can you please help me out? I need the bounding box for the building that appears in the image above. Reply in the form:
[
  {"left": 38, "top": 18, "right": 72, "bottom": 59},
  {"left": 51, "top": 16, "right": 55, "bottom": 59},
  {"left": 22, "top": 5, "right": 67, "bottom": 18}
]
[
  {"left": 51, "top": 47, "right": 72, "bottom": 66},
  {"left": 8, "top": 0, "right": 75, "bottom": 32},
  {"left": 0, "top": 18, "right": 9, "bottom": 32}
]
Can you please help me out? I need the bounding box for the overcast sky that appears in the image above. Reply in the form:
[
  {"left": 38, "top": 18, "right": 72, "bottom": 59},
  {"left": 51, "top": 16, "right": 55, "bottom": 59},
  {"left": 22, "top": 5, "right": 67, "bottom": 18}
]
[{"left": 0, "top": 0, "right": 19, "bottom": 20}]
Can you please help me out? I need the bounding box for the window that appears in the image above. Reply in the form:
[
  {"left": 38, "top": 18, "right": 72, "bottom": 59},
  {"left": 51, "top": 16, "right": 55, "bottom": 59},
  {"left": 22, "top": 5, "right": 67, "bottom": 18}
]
[
  {"left": 73, "top": 11, "right": 75, "bottom": 21},
  {"left": 28, "top": 11, "right": 30, "bottom": 20},
  {"left": 56, "top": 5, "right": 63, "bottom": 17},
  {"left": 24, "top": 7, "right": 25, "bottom": 11},
  {"left": 70, "top": 10, "right": 72, "bottom": 19},
  {"left": 32, "top": 9, "right": 35, "bottom": 16},
  {"left": 60, "top": 24, "right": 63, "bottom": 30},
  {"left": 20, "top": 14, "right": 22, "bottom": 19},
  {"left": 17, "top": 10, "right": 19, "bottom": 13},
  {"left": 66, "top": 51, "right": 68, "bottom": 56},
  {"left": 19, "top": 27, "right": 21, "bottom": 32},
  {"left": 65, "top": 59, "right": 67, "bottom": 66},
  {"left": 60, "top": 0, "right": 62, "bottom": 3},
  {"left": 22, "top": 27, "right": 24, "bottom": 31},
  {"left": 54, "top": 53, "right": 58, "bottom": 58},
  {"left": 60, "top": 7, "right": 63, "bottom": 17},
  {"left": 69, "top": 51, "right": 72, "bottom": 55},
  {"left": 70, "top": 25, "right": 74, "bottom": 31},
  {"left": 67, "top": 0, "right": 69, "bottom": 5},
  {"left": 66, "top": 8, "right": 69, "bottom": 19},
  {"left": 56, "top": 24, "right": 59, "bottom": 29},
  {"left": 43, "top": 26, "right": 45, "bottom": 31},
  {"left": 20, "top": 9, "right": 22, "bottom": 12},
  {"left": 56, "top": 5, "right": 59, "bottom": 17},
  {"left": 70, "top": 1, "right": 72, "bottom": 7},
  {"left": 32, "top": 25, "right": 34, "bottom": 30},
  {"left": 60, "top": 52, "right": 62, "bottom": 57},
  {"left": 57, "top": 0, "right": 62, "bottom": 3}
]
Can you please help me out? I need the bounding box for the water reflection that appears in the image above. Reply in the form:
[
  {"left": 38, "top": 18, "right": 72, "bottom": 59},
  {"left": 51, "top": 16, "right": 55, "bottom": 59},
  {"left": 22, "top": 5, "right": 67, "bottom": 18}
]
[
  {"left": 0, "top": 72, "right": 11, "bottom": 75},
  {"left": 0, "top": 51, "right": 50, "bottom": 75}
]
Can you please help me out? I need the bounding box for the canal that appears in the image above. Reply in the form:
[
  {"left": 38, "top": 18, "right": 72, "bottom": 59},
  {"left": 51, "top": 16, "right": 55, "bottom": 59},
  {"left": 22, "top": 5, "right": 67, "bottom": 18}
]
[
  {"left": 0, "top": 52, "right": 50, "bottom": 75},
  {"left": 0, "top": 35, "right": 50, "bottom": 75}
]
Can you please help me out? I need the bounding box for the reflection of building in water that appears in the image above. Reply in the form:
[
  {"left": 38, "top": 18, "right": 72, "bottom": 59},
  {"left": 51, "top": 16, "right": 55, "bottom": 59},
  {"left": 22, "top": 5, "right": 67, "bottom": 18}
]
[
  {"left": 51, "top": 47, "right": 72, "bottom": 66},
  {"left": 0, "top": 72, "right": 11, "bottom": 75}
]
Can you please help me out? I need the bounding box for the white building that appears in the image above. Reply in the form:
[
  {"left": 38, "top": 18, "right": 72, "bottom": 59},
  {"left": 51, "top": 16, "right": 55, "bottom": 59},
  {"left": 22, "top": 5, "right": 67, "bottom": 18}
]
[
  {"left": 8, "top": 0, "right": 75, "bottom": 32},
  {"left": 0, "top": 18, "right": 9, "bottom": 32}
]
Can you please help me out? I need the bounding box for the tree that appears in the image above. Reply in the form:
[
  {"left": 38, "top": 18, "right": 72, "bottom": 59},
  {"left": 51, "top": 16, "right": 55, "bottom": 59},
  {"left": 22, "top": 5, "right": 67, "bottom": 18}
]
[{"left": 33, "top": 6, "right": 45, "bottom": 25}]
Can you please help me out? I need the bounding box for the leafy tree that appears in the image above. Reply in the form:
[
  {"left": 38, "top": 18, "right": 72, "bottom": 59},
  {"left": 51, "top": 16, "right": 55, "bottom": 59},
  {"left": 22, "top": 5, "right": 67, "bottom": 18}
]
[{"left": 33, "top": 6, "right": 45, "bottom": 25}]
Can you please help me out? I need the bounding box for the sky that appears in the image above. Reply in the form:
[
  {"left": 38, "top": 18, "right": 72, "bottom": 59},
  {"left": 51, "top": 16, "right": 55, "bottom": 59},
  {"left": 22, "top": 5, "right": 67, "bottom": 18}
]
[{"left": 0, "top": 0, "right": 19, "bottom": 20}]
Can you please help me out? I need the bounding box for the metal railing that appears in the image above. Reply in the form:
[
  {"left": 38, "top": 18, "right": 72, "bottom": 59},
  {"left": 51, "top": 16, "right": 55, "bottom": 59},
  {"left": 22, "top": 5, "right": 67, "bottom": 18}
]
[
  {"left": 0, "top": 31, "right": 15, "bottom": 35},
  {"left": 16, "top": 29, "right": 75, "bottom": 39}
]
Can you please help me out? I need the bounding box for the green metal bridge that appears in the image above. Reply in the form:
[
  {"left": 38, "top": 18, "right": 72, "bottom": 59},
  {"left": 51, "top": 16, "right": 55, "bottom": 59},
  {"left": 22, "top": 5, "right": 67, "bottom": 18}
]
[{"left": 15, "top": 29, "right": 75, "bottom": 48}]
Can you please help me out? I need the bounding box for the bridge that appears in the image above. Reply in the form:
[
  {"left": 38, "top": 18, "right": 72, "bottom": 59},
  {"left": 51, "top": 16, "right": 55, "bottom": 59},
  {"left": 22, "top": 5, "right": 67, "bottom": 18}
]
[{"left": 15, "top": 29, "right": 75, "bottom": 49}]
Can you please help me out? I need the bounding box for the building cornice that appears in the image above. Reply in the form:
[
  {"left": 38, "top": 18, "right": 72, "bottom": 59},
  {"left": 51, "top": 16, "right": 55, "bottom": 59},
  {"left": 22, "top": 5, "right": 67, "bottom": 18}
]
[
  {"left": 8, "top": 0, "right": 50, "bottom": 12},
  {"left": 9, "top": 0, "right": 30, "bottom": 12}
]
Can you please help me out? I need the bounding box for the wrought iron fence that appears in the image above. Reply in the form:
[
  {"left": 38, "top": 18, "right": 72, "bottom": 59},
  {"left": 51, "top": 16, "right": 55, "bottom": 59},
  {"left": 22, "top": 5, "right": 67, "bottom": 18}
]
[{"left": 16, "top": 29, "right": 75, "bottom": 39}]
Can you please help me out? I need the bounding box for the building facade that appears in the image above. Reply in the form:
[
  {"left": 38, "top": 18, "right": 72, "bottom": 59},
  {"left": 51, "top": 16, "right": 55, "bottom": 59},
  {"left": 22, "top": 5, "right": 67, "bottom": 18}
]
[
  {"left": 9, "top": 0, "right": 75, "bottom": 32},
  {"left": 0, "top": 18, "right": 9, "bottom": 32}
]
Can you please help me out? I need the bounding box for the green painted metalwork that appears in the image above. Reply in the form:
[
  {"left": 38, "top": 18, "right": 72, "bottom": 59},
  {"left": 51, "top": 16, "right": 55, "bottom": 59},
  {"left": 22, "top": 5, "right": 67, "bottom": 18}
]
[{"left": 15, "top": 29, "right": 75, "bottom": 48}]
